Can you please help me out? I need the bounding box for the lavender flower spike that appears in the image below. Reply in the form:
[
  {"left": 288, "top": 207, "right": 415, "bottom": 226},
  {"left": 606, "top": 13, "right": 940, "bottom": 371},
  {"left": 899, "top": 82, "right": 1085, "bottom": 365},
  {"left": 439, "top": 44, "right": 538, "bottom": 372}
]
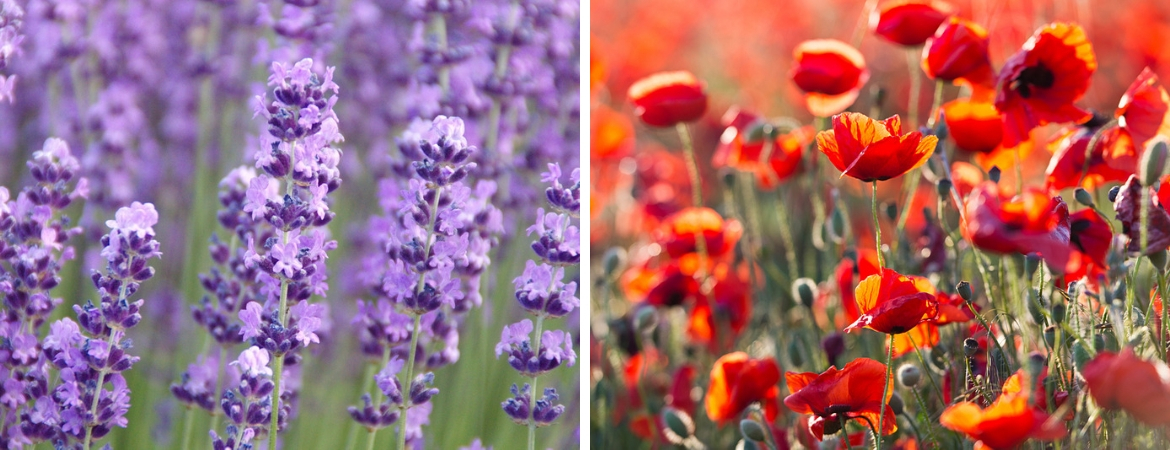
[{"left": 499, "top": 163, "right": 580, "bottom": 450}]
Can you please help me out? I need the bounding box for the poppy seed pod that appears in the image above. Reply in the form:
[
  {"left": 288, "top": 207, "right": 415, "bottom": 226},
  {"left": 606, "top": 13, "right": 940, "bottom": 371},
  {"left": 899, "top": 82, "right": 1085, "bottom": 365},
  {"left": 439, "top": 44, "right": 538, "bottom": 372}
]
[
  {"left": 963, "top": 338, "right": 980, "bottom": 357},
  {"left": 897, "top": 364, "right": 922, "bottom": 388},
  {"left": 628, "top": 71, "right": 708, "bottom": 128},
  {"left": 792, "top": 278, "right": 818, "bottom": 309},
  {"left": 956, "top": 281, "right": 973, "bottom": 302},
  {"left": 740, "top": 419, "right": 768, "bottom": 442},
  {"left": 888, "top": 392, "right": 905, "bottom": 417},
  {"left": 662, "top": 407, "right": 695, "bottom": 441},
  {"left": 922, "top": 17, "right": 990, "bottom": 81},
  {"left": 603, "top": 247, "right": 627, "bottom": 277}
]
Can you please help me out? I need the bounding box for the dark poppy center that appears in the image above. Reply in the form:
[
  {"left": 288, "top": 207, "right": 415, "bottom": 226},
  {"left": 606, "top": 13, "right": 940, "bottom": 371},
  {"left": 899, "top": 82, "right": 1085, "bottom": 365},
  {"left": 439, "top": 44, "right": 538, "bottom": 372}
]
[
  {"left": 824, "top": 404, "right": 854, "bottom": 415},
  {"left": 1012, "top": 64, "right": 1056, "bottom": 98}
]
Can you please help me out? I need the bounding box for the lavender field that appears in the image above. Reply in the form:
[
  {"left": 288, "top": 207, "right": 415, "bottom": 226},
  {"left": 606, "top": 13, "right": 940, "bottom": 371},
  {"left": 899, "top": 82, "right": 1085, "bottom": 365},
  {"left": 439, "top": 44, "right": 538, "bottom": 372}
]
[{"left": 0, "top": 0, "right": 580, "bottom": 449}]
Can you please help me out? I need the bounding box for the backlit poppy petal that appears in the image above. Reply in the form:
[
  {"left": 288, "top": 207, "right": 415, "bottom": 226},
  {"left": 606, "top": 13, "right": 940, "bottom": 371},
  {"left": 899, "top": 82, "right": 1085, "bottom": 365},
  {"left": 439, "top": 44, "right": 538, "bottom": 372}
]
[
  {"left": 793, "top": 40, "right": 870, "bottom": 116},
  {"left": 784, "top": 358, "right": 897, "bottom": 440},
  {"left": 818, "top": 113, "right": 937, "bottom": 182},
  {"left": 962, "top": 182, "right": 1071, "bottom": 270},
  {"left": 1117, "top": 67, "right": 1170, "bottom": 147},
  {"left": 628, "top": 71, "right": 709, "bottom": 127},
  {"left": 872, "top": 0, "right": 955, "bottom": 47},
  {"left": 923, "top": 17, "right": 991, "bottom": 81},
  {"left": 1082, "top": 348, "right": 1170, "bottom": 427},
  {"left": 845, "top": 268, "right": 939, "bottom": 334},
  {"left": 994, "top": 23, "right": 1097, "bottom": 148},
  {"left": 705, "top": 352, "right": 782, "bottom": 423}
]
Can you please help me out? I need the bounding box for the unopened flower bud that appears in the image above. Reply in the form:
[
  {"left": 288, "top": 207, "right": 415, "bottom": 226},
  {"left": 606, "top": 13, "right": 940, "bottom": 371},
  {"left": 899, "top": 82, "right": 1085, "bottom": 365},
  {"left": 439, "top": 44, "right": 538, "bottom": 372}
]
[
  {"left": 740, "top": 419, "right": 767, "bottom": 442},
  {"left": 988, "top": 166, "right": 1001, "bottom": 183},
  {"left": 888, "top": 392, "right": 904, "bottom": 416},
  {"left": 1108, "top": 185, "right": 1121, "bottom": 203},
  {"left": 603, "top": 247, "right": 626, "bottom": 277},
  {"left": 792, "top": 278, "right": 818, "bottom": 309},
  {"left": 662, "top": 407, "right": 695, "bottom": 441},
  {"left": 897, "top": 364, "right": 921, "bottom": 388},
  {"left": 937, "top": 178, "right": 953, "bottom": 198},
  {"left": 1140, "top": 139, "right": 1169, "bottom": 187},
  {"left": 1074, "top": 187, "right": 1095, "bottom": 208},
  {"left": 633, "top": 306, "right": 658, "bottom": 334}
]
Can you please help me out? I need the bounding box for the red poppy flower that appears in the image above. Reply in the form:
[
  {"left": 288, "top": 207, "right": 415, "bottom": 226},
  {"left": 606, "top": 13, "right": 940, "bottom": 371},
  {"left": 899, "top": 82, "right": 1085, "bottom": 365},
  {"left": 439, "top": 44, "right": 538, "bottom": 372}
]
[
  {"left": 962, "top": 181, "right": 1071, "bottom": 270},
  {"left": 816, "top": 113, "right": 938, "bottom": 182},
  {"left": 793, "top": 416, "right": 868, "bottom": 448},
  {"left": 940, "top": 371, "right": 1067, "bottom": 449},
  {"left": 1044, "top": 115, "right": 1135, "bottom": 191},
  {"left": 628, "top": 71, "right": 708, "bottom": 127},
  {"left": 1081, "top": 348, "right": 1170, "bottom": 427},
  {"left": 835, "top": 249, "right": 882, "bottom": 325},
  {"left": 922, "top": 17, "right": 991, "bottom": 81},
  {"left": 706, "top": 352, "right": 782, "bottom": 423},
  {"left": 655, "top": 207, "right": 743, "bottom": 258},
  {"left": 791, "top": 40, "right": 870, "bottom": 117},
  {"left": 635, "top": 149, "right": 692, "bottom": 220},
  {"left": 687, "top": 259, "right": 753, "bottom": 349},
  {"left": 844, "top": 268, "right": 939, "bottom": 335},
  {"left": 714, "top": 118, "right": 814, "bottom": 190},
  {"left": 1117, "top": 67, "right": 1170, "bottom": 147},
  {"left": 995, "top": 23, "right": 1097, "bottom": 148},
  {"left": 942, "top": 98, "right": 1003, "bottom": 154},
  {"left": 592, "top": 105, "right": 635, "bottom": 160},
  {"left": 1113, "top": 175, "right": 1170, "bottom": 255},
  {"left": 871, "top": 0, "right": 954, "bottom": 47},
  {"left": 784, "top": 358, "right": 897, "bottom": 440}
]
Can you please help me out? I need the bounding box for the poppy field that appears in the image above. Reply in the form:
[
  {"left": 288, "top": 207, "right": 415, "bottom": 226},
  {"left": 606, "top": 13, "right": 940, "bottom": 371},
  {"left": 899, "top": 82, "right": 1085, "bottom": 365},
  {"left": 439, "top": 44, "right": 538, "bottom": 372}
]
[{"left": 589, "top": 0, "right": 1170, "bottom": 449}]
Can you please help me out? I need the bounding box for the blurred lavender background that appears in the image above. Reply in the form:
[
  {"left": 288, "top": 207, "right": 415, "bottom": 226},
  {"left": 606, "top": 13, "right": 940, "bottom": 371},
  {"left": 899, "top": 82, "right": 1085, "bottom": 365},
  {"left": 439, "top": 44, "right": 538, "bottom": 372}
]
[{"left": 0, "top": 0, "right": 580, "bottom": 448}]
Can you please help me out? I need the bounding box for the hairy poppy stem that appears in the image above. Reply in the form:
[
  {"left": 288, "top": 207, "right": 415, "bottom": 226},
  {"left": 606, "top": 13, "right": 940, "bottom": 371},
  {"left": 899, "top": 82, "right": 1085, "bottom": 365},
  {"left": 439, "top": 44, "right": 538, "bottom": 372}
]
[
  {"left": 676, "top": 123, "right": 703, "bottom": 208},
  {"left": 875, "top": 334, "right": 894, "bottom": 450},
  {"left": 872, "top": 181, "right": 885, "bottom": 270},
  {"left": 841, "top": 415, "right": 854, "bottom": 450}
]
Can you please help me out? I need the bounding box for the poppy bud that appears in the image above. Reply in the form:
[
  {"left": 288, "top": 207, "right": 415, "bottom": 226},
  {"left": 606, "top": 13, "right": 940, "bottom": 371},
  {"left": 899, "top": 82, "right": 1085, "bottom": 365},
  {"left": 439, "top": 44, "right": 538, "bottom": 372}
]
[
  {"left": 1027, "top": 352, "right": 1046, "bottom": 380},
  {"left": 1111, "top": 280, "right": 1127, "bottom": 303},
  {"left": 1149, "top": 249, "right": 1169, "bottom": 273},
  {"left": 1140, "top": 139, "right": 1169, "bottom": 187},
  {"left": 963, "top": 337, "right": 979, "bottom": 357},
  {"left": 937, "top": 178, "right": 953, "bottom": 197},
  {"left": 603, "top": 247, "right": 626, "bottom": 277},
  {"left": 1051, "top": 301, "right": 1067, "bottom": 324},
  {"left": 956, "top": 281, "right": 973, "bottom": 302},
  {"left": 988, "top": 166, "right": 1001, "bottom": 183},
  {"left": 1074, "top": 187, "right": 1095, "bottom": 208},
  {"left": 822, "top": 332, "right": 846, "bottom": 366},
  {"left": 792, "top": 278, "right": 818, "bottom": 309},
  {"left": 1023, "top": 254, "right": 1042, "bottom": 281},
  {"left": 930, "top": 343, "right": 951, "bottom": 372},
  {"left": 634, "top": 306, "right": 658, "bottom": 334},
  {"left": 828, "top": 207, "right": 848, "bottom": 245},
  {"left": 1072, "top": 342, "right": 1092, "bottom": 371},
  {"left": 627, "top": 71, "right": 708, "bottom": 128},
  {"left": 897, "top": 364, "right": 921, "bottom": 388},
  {"left": 872, "top": 86, "right": 887, "bottom": 109},
  {"left": 787, "top": 338, "right": 806, "bottom": 369},
  {"left": 888, "top": 392, "right": 905, "bottom": 416},
  {"left": 1108, "top": 185, "right": 1121, "bottom": 202},
  {"left": 1043, "top": 325, "right": 1057, "bottom": 347},
  {"left": 884, "top": 202, "right": 899, "bottom": 221},
  {"left": 740, "top": 439, "right": 762, "bottom": 450},
  {"left": 662, "top": 407, "right": 695, "bottom": 440},
  {"left": 740, "top": 419, "right": 767, "bottom": 442}
]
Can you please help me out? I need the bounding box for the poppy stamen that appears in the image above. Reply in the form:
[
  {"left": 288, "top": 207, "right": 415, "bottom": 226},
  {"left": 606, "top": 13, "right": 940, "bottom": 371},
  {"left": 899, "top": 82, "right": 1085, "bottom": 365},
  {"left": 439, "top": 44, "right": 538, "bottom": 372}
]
[{"left": 1012, "top": 64, "right": 1056, "bottom": 98}]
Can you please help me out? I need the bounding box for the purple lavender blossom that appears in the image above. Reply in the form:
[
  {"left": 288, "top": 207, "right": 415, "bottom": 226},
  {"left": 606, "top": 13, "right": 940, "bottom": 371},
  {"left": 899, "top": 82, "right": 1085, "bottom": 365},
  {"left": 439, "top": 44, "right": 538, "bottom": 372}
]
[
  {"left": 499, "top": 162, "right": 579, "bottom": 446},
  {"left": 0, "top": 0, "right": 23, "bottom": 103},
  {"left": 211, "top": 346, "right": 278, "bottom": 450}
]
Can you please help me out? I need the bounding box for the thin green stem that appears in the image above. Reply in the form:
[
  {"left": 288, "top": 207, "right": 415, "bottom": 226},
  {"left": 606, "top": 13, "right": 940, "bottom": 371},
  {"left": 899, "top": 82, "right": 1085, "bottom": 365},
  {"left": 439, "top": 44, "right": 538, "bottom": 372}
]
[
  {"left": 872, "top": 181, "right": 885, "bottom": 270},
  {"left": 875, "top": 334, "right": 894, "bottom": 450},
  {"left": 906, "top": 49, "right": 922, "bottom": 128},
  {"left": 527, "top": 315, "right": 546, "bottom": 450},
  {"left": 364, "top": 348, "right": 392, "bottom": 449},
  {"left": 179, "top": 406, "right": 196, "bottom": 450},
  {"left": 676, "top": 123, "right": 703, "bottom": 208},
  {"left": 395, "top": 314, "right": 423, "bottom": 450}
]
